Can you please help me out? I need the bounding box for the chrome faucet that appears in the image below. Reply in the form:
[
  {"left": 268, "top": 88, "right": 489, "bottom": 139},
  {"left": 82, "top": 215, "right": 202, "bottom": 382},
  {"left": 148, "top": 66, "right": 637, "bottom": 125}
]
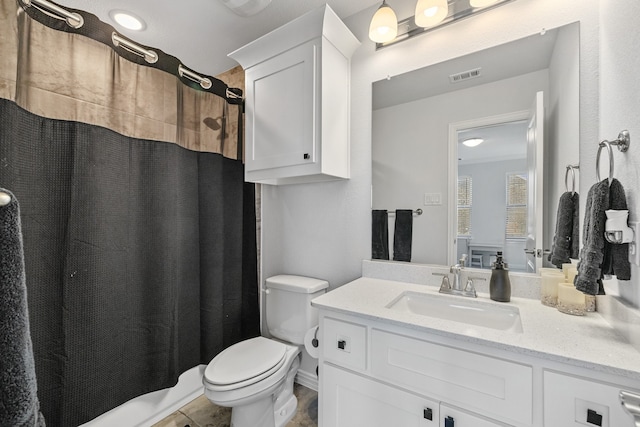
[{"left": 433, "top": 254, "right": 485, "bottom": 298}]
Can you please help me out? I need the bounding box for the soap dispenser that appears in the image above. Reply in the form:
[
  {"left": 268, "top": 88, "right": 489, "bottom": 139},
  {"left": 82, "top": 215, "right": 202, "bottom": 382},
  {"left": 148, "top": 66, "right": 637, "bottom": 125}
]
[{"left": 490, "top": 251, "right": 511, "bottom": 302}]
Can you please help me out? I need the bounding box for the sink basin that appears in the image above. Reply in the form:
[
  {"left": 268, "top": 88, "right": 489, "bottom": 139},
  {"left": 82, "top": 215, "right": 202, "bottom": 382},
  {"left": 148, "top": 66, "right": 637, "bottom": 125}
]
[{"left": 386, "top": 291, "right": 523, "bottom": 333}]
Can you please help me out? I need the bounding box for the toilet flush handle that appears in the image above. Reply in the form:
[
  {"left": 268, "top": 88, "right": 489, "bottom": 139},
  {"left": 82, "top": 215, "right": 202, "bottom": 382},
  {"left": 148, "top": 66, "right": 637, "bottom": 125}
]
[{"left": 263, "top": 288, "right": 271, "bottom": 294}]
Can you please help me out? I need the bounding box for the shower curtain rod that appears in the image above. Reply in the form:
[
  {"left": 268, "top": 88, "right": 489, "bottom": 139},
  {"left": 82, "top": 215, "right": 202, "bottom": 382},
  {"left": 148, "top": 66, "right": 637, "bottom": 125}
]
[
  {"left": 18, "top": 0, "right": 245, "bottom": 104},
  {"left": 22, "top": 0, "right": 83, "bottom": 28}
]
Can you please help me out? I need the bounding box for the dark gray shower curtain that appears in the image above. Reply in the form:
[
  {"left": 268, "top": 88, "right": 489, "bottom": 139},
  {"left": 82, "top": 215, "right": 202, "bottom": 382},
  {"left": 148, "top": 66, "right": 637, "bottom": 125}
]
[
  {"left": 0, "top": 1, "right": 259, "bottom": 425},
  {"left": 0, "top": 100, "right": 259, "bottom": 426}
]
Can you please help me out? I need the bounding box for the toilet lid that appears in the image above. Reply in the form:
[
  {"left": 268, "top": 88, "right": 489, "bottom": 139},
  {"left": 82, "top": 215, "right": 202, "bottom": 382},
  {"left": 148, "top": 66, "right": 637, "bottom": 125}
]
[{"left": 204, "top": 337, "right": 287, "bottom": 386}]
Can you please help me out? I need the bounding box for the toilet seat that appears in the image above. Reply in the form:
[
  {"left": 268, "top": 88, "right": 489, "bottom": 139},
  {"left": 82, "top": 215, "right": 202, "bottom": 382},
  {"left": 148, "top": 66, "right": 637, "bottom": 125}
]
[{"left": 204, "top": 337, "right": 287, "bottom": 391}]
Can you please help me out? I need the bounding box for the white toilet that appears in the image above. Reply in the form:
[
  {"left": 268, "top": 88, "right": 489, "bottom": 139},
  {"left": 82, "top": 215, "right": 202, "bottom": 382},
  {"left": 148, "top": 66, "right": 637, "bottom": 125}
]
[{"left": 203, "top": 275, "right": 328, "bottom": 427}]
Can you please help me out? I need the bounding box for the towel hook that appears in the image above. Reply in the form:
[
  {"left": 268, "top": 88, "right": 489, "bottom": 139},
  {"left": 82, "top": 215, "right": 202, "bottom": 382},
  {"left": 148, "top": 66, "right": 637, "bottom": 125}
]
[
  {"left": 596, "top": 130, "right": 630, "bottom": 186},
  {"left": 564, "top": 164, "right": 579, "bottom": 195}
]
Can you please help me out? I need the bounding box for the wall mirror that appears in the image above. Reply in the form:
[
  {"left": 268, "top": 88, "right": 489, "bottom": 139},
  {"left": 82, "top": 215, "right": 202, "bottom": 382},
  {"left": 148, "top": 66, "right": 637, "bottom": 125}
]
[{"left": 372, "top": 21, "right": 580, "bottom": 274}]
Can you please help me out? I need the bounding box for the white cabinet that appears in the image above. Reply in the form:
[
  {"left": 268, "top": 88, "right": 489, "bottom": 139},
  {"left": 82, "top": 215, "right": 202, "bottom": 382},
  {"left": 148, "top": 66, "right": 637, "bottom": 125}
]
[
  {"left": 319, "top": 317, "right": 517, "bottom": 427},
  {"left": 543, "top": 371, "right": 638, "bottom": 427},
  {"left": 317, "top": 311, "right": 640, "bottom": 427},
  {"left": 323, "top": 364, "right": 439, "bottom": 427},
  {"left": 228, "top": 5, "right": 359, "bottom": 185}
]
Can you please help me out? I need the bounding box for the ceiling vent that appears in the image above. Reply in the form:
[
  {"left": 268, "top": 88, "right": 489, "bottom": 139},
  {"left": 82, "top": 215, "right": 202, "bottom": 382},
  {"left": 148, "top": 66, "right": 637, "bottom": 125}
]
[{"left": 449, "top": 67, "right": 482, "bottom": 84}]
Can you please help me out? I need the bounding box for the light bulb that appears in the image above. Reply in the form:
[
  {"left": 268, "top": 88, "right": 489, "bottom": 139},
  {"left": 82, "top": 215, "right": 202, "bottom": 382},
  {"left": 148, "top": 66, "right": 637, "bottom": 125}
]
[
  {"left": 369, "top": 1, "right": 398, "bottom": 43},
  {"left": 415, "top": 0, "right": 448, "bottom": 28}
]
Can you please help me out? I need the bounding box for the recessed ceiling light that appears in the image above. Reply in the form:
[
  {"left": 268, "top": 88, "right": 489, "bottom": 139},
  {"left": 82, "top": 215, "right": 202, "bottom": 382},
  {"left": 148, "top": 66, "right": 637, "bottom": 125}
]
[
  {"left": 109, "top": 10, "right": 146, "bottom": 31},
  {"left": 462, "top": 138, "right": 484, "bottom": 147}
]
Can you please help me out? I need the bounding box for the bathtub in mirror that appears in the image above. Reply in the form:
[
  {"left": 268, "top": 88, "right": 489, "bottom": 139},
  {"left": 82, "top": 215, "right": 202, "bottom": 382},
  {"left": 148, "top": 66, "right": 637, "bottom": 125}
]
[{"left": 372, "top": 22, "right": 580, "bottom": 273}]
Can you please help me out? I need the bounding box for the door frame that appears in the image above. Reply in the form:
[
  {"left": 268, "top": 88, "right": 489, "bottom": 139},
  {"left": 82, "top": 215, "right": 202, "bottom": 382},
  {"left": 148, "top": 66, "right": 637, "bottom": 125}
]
[{"left": 447, "top": 110, "right": 531, "bottom": 266}]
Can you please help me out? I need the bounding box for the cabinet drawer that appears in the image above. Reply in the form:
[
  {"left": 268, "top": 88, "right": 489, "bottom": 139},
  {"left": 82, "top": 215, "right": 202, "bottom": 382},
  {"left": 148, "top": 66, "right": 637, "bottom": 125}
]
[
  {"left": 322, "top": 363, "right": 439, "bottom": 427},
  {"left": 371, "top": 329, "right": 532, "bottom": 426},
  {"left": 322, "top": 317, "right": 367, "bottom": 371},
  {"left": 439, "top": 404, "right": 505, "bottom": 427},
  {"left": 544, "top": 371, "right": 638, "bottom": 427}
]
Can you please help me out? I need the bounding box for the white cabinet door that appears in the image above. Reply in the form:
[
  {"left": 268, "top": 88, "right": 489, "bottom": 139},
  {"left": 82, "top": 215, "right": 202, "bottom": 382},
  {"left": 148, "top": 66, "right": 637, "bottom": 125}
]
[
  {"left": 322, "top": 363, "right": 439, "bottom": 427},
  {"left": 544, "top": 371, "right": 638, "bottom": 427},
  {"left": 245, "top": 39, "right": 317, "bottom": 173},
  {"left": 439, "top": 404, "right": 507, "bottom": 427}
]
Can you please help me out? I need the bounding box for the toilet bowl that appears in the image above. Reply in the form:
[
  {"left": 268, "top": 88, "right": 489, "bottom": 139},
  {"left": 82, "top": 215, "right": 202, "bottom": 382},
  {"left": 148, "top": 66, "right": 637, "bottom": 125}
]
[
  {"left": 203, "top": 337, "right": 301, "bottom": 427},
  {"left": 202, "top": 275, "right": 329, "bottom": 427}
]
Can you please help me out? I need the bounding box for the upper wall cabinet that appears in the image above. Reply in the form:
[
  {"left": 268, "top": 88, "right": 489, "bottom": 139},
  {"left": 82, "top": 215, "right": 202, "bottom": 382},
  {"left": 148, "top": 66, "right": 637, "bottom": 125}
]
[{"left": 229, "top": 5, "right": 360, "bottom": 185}]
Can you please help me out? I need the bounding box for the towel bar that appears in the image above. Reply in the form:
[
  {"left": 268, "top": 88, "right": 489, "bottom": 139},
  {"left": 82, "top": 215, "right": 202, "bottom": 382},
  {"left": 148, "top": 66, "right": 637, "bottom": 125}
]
[
  {"left": 386, "top": 209, "right": 423, "bottom": 216},
  {"left": 596, "top": 130, "right": 630, "bottom": 186}
]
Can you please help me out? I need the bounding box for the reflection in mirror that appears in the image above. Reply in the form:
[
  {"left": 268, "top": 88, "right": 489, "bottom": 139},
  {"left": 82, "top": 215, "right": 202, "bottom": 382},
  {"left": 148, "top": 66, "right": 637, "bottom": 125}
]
[{"left": 372, "top": 22, "right": 579, "bottom": 274}]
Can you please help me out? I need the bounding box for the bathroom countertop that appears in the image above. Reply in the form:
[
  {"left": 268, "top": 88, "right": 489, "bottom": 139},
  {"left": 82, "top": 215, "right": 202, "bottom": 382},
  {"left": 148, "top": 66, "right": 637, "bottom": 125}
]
[{"left": 311, "top": 277, "right": 640, "bottom": 381}]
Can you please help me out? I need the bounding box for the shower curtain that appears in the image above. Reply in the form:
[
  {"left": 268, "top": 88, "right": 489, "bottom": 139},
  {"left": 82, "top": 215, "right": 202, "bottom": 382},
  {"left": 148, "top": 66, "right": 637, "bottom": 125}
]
[{"left": 0, "top": 1, "right": 259, "bottom": 425}]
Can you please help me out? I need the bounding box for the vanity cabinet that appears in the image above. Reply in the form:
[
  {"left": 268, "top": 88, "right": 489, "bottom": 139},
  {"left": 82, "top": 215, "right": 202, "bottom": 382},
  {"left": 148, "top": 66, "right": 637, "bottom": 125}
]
[
  {"left": 318, "top": 312, "right": 640, "bottom": 427},
  {"left": 228, "top": 5, "right": 359, "bottom": 185},
  {"left": 543, "top": 371, "right": 636, "bottom": 427}
]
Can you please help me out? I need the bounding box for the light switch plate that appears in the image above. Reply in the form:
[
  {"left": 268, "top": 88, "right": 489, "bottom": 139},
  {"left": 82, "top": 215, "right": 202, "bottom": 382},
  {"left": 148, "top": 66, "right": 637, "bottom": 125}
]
[{"left": 424, "top": 193, "right": 442, "bottom": 206}]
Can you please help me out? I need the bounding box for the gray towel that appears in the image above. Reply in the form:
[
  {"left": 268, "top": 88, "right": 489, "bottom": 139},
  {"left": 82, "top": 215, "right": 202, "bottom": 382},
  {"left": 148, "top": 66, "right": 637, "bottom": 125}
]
[
  {"left": 548, "top": 191, "right": 580, "bottom": 267},
  {"left": 0, "top": 189, "right": 46, "bottom": 427},
  {"left": 601, "top": 179, "right": 631, "bottom": 280},
  {"left": 393, "top": 210, "right": 413, "bottom": 262},
  {"left": 574, "top": 180, "right": 609, "bottom": 295},
  {"left": 372, "top": 210, "right": 389, "bottom": 260}
]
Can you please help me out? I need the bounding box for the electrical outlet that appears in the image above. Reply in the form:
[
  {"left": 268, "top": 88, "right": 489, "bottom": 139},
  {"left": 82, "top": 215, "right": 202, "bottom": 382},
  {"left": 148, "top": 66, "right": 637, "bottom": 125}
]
[{"left": 629, "top": 221, "right": 639, "bottom": 266}]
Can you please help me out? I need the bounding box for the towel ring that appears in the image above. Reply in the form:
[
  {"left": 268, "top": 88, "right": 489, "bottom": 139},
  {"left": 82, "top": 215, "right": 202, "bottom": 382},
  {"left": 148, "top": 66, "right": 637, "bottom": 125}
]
[
  {"left": 564, "top": 165, "right": 579, "bottom": 195},
  {"left": 596, "top": 130, "right": 630, "bottom": 186}
]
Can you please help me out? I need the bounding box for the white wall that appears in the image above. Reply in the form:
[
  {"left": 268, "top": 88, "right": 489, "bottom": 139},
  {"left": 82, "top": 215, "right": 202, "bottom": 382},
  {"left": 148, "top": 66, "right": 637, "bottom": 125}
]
[
  {"left": 598, "top": 0, "right": 640, "bottom": 307},
  {"left": 544, "top": 23, "right": 581, "bottom": 266},
  {"left": 372, "top": 71, "right": 547, "bottom": 264},
  {"left": 261, "top": 0, "right": 599, "bottom": 291}
]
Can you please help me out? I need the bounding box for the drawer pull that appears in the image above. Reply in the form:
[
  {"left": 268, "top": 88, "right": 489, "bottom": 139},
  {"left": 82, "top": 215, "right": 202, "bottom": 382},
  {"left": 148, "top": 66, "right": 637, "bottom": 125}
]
[
  {"left": 586, "top": 409, "right": 603, "bottom": 426},
  {"left": 444, "top": 415, "right": 455, "bottom": 427},
  {"left": 620, "top": 390, "right": 640, "bottom": 426},
  {"left": 423, "top": 407, "right": 432, "bottom": 421}
]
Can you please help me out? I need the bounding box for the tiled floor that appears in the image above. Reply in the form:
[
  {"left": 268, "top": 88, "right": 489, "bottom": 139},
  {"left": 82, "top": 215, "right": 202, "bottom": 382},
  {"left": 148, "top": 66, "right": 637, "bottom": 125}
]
[{"left": 152, "top": 383, "right": 318, "bottom": 427}]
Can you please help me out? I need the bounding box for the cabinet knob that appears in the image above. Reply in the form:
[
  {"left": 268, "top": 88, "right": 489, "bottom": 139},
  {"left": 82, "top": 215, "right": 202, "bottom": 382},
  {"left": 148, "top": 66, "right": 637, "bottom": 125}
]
[
  {"left": 586, "top": 409, "right": 603, "bottom": 426},
  {"left": 423, "top": 408, "right": 432, "bottom": 421},
  {"left": 444, "top": 416, "right": 455, "bottom": 427},
  {"left": 337, "top": 339, "right": 346, "bottom": 350},
  {"left": 303, "top": 153, "right": 310, "bottom": 160}
]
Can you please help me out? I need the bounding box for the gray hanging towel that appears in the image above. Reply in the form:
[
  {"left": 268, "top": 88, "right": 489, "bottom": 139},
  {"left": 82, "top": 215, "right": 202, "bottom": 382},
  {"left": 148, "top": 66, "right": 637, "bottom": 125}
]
[
  {"left": 393, "top": 210, "right": 413, "bottom": 262},
  {"left": 548, "top": 191, "right": 580, "bottom": 267},
  {"left": 575, "top": 179, "right": 609, "bottom": 295},
  {"left": 602, "top": 179, "right": 631, "bottom": 281},
  {"left": 0, "top": 189, "right": 46, "bottom": 427},
  {"left": 372, "top": 210, "right": 389, "bottom": 260}
]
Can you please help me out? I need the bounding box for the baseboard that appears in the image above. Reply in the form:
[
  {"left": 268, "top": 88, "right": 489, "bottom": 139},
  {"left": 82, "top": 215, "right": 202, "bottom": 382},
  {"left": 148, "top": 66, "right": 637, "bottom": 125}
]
[{"left": 295, "top": 368, "right": 318, "bottom": 392}]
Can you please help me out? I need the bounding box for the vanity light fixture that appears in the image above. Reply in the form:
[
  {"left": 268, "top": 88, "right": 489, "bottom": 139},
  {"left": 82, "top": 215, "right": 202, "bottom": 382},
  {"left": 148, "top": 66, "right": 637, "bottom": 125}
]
[
  {"left": 109, "top": 10, "right": 146, "bottom": 31},
  {"left": 369, "top": 1, "right": 398, "bottom": 43},
  {"left": 470, "top": 0, "right": 501, "bottom": 8},
  {"left": 370, "top": 0, "right": 516, "bottom": 48},
  {"left": 462, "top": 138, "right": 484, "bottom": 147},
  {"left": 414, "top": 0, "right": 448, "bottom": 28}
]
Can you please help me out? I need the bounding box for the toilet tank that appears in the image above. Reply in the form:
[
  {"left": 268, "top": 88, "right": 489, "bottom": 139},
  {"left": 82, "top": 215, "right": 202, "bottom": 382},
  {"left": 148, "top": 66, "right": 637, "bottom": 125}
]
[{"left": 265, "top": 275, "right": 329, "bottom": 345}]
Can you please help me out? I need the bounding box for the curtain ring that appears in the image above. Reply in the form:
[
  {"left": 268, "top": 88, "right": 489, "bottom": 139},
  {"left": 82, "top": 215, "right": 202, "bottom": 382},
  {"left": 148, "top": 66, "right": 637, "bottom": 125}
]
[
  {"left": 565, "top": 165, "right": 577, "bottom": 195},
  {"left": 596, "top": 141, "right": 614, "bottom": 186}
]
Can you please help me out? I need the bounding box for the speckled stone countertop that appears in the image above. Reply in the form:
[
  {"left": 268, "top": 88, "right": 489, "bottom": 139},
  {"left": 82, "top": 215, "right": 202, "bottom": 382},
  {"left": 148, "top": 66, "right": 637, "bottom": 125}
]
[{"left": 312, "top": 276, "right": 640, "bottom": 381}]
